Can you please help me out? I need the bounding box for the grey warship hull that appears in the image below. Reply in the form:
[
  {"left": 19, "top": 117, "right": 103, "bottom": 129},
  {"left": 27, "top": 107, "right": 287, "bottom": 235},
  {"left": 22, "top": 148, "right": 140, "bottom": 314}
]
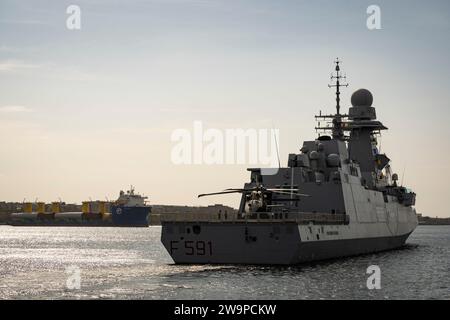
[
  {"left": 161, "top": 223, "right": 413, "bottom": 265},
  {"left": 161, "top": 176, "right": 417, "bottom": 265}
]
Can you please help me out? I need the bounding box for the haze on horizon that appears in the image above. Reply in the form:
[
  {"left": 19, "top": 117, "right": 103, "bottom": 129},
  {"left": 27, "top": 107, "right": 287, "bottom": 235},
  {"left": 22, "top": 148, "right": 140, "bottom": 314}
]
[{"left": 0, "top": 0, "right": 449, "bottom": 217}]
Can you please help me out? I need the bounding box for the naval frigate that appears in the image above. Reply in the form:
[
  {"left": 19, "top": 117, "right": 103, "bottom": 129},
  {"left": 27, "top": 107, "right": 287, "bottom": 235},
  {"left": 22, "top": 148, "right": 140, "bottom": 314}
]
[{"left": 161, "top": 59, "right": 418, "bottom": 265}]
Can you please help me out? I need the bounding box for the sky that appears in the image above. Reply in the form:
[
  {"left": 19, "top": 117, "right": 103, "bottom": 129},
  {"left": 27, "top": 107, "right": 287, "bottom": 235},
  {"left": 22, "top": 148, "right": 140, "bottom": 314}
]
[{"left": 0, "top": 0, "right": 449, "bottom": 217}]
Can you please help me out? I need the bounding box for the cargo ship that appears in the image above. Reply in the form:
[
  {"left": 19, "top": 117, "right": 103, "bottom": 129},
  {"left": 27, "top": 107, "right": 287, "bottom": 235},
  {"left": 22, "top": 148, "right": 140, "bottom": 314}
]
[
  {"left": 3, "top": 187, "right": 151, "bottom": 227},
  {"left": 110, "top": 187, "right": 151, "bottom": 227}
]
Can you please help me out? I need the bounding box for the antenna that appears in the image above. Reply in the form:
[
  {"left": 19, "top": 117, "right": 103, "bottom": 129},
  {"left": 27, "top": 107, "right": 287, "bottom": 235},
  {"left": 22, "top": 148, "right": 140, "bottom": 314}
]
[
  {"left": 315, "top": 59, "right": 349, "bottom": 140},
  {"left": 272, "top": 122, "right": 281, "bottom": 168},
  {"left": 328, "top": 58, "right": 349, "bottom": 116},
  {"left": 401, "top": 165, "right": 406, "bottom": 186}
]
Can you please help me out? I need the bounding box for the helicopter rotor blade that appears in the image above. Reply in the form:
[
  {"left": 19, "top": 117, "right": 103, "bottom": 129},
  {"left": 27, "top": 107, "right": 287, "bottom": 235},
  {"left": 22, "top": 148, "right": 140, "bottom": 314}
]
[
  {"left": 271, "top": 191, "right": 301, "bottom": 196},
  {"left": 200, "top": 185, "right": 310, "bottom": 198},
  {"left": 224, "top": 188, "right": 269, "bottom": 193},
  {"left": 225, "top": 187, "right": 301, "bottom": 192},
  {"left": 198, "top": 190, "right": 243, "bottom": 198},
  {"left": 266, "top": 189, "right": 300, "bottom": 193},
  {"left": 271, "top": 191, "right": 310, "bottom": 197}
]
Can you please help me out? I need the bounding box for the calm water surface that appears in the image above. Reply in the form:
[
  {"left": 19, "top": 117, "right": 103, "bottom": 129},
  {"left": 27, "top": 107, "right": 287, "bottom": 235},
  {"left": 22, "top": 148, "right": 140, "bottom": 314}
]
[{"left": 0, "top": 225, "right": 448, "bottom": 299}]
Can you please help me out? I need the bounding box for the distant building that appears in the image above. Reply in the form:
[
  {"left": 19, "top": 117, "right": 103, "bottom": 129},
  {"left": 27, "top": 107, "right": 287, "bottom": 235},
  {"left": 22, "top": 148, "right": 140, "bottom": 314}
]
[{"left": 417, "top": 214, "right": 450, "bottom": 225}]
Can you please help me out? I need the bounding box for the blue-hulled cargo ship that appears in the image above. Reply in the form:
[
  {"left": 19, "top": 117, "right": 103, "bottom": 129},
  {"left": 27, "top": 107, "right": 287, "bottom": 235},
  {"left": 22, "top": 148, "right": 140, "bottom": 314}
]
[{"left": 110, "top": 187, "right": 151, "bottom": 227}]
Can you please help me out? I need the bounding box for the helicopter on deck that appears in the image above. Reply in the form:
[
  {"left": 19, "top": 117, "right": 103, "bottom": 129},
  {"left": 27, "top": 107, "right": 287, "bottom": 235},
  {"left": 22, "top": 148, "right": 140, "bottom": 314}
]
[{"left": 198, "top": 184, "right": 309, "bottom": 215}]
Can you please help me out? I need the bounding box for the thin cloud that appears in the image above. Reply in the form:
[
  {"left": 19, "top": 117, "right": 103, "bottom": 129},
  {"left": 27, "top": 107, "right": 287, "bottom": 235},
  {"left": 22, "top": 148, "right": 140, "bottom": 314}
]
[
  {"left": 0, "top": 45, "right": 17, "bottom": 52},
  {"left": 0, "top": 105, "right": 33, "bottom": 113},
  {"left": 0, "top": 59, "right": 112, "bottom": 82},
  {"left": 0, "top": 19, "right": 50, "bottom": 26},
  {"left": 0, "top": 59, "right": 41, "bottom": 72}
]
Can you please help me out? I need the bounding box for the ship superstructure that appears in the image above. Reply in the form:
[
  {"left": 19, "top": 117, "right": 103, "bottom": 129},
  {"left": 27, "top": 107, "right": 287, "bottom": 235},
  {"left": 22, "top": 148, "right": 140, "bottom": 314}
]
[{"left": 161, "top": 60, "right": 418, "bottom": 264}]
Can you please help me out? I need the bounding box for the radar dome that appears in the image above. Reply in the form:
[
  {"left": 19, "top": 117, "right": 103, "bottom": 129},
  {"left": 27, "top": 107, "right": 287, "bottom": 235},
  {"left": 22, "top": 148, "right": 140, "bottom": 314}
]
[
  {"left": 309, "top": 151, "right": 319, "bottom": 160},
  {"left": 351, "top": 89, "right": 373, "bottom": 107}
]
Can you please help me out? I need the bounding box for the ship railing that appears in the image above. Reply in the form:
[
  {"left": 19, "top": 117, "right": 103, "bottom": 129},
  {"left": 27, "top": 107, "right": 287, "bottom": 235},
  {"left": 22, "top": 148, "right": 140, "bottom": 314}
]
[{"left": 159, "top": 212, "right": 349, "bottom": 225}]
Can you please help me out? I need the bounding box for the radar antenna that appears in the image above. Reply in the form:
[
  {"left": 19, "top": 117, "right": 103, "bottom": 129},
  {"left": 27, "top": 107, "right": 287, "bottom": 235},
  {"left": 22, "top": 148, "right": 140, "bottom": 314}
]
[
  {"left": 315, "top": 58, "right": 349, "bottom": 140},
  {"left": 328, "top": 58, "right": 348, "bottom": 115}
]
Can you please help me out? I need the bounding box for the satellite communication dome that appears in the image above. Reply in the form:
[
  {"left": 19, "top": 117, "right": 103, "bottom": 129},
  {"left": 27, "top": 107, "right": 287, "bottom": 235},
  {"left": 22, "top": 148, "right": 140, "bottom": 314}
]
[
  {"left": 351, "top": 89, "right": 373, "bottom": 107},
  {"left": 309, "top": 150, "right": 319, "bottom": 160}
]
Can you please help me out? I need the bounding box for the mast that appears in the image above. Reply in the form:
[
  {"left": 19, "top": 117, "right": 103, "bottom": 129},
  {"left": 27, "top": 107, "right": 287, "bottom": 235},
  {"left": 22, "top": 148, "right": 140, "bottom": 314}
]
[
  {"left": 328, "top": 58, "right": 348, "bottom": 116},
  {"left": 315, "top": 58, "right": 349, "bottom": 140}
]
